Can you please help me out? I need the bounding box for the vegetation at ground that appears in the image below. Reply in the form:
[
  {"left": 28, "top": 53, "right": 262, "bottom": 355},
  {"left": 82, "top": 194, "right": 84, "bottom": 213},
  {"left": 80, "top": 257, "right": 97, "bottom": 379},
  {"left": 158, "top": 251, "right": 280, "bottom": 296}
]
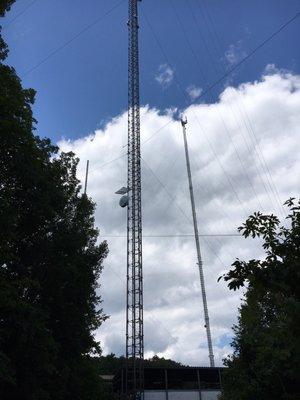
[
  {"left": 0, "top": 2, "right": 108, "bottom": 398},
  {"left": 220, "top": 199, "right": 300, "bottom": 400},
  {"left": 93, "top": 353, "right": 184, "bottom": 375}
]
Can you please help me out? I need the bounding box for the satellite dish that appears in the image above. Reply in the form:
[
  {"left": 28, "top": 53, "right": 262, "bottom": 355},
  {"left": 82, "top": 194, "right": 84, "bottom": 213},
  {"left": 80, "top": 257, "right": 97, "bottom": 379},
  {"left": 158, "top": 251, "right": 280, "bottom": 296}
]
[
  {"left": 115, "top": 186, "right": 129, "bottom": 195},
  {"left": 119, "top": 195, "right": 129, "bottom": 208}
]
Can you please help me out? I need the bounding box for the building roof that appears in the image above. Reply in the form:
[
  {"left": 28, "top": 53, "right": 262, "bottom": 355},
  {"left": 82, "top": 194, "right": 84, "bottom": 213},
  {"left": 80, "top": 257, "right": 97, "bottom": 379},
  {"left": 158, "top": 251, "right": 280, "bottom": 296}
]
[{"left": 114, "top": 366, "right": 223, "bottom": 392}]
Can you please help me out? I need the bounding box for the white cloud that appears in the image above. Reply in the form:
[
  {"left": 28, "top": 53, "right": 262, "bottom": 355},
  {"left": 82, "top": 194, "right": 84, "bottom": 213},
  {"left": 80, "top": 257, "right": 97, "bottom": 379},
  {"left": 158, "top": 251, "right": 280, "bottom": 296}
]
[
  {"left": 187, "top": 85, "right": 202, "bottom": 101},
  {"left": 264, "top": 63, "right": 291, "bottom": 76},
  {"left": 59, "top": 70, "right": 300, "bottom": 367},
  {"left": 225, "top": 41, "right": 247, "bottom": 67},
  {"left": 264, "top": 63, "right": 278, "bottom": 74},
  {"left": 155, "top": 63, "right": 174, "bottom": 87}
]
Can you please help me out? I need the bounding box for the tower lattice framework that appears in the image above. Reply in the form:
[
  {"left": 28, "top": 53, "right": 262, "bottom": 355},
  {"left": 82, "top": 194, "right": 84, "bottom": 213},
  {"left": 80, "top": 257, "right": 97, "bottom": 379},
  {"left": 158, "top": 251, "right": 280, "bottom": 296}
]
[{"left": 126, "top": 0, "right": 144, "bottom": 398}]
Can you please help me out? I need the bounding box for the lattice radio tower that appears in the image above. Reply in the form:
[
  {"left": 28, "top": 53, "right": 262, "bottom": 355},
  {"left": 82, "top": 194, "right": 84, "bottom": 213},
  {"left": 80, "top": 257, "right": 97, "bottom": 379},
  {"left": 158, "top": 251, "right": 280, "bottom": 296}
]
[{"left": 126, "top": 0, "right": 143, "bottom": 398}]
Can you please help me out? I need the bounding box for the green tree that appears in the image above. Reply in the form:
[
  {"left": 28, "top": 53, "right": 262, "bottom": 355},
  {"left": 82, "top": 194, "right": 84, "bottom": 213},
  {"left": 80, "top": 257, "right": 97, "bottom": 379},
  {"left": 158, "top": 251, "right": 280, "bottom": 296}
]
[
  {"left": 0, "top": 2, "right": 108, "bottom": 399},
  {"left": 220, "top": 199, "right": 300, "bottom": 400},
  {"left": 0, "top": 0, "right": 14, "bottom": 17},
  {"left": 144, "top": 355, "right": 183, "bottom": 368},
  {"left": 92, "top": 353, "right": 183, "bottom": 375}
]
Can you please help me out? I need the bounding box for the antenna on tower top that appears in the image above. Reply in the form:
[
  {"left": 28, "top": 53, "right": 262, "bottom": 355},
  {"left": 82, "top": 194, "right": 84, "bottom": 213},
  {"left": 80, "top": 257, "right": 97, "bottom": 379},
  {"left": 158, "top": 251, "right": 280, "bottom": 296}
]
[{"left": 181, "top": 115, "right": 188, "bottom": 126}]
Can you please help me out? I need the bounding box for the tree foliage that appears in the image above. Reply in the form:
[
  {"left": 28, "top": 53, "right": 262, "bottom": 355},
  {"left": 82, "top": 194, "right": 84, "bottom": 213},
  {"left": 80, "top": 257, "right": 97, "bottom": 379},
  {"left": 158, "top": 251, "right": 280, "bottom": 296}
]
[
  {"left": 144, "top": 355, "right": 184, "bottom": 369},
  {"left": 220, "top": 199, "right": 300, "bottom": 400},
  {"left": 0, "top": 0, "right": 14, "bottom": 17},
  {"left": 92, "top": 353, "right": 183, "bottom": 375},
  {"left": 0, "top": 3, "right": 108, "bottom": 399}
]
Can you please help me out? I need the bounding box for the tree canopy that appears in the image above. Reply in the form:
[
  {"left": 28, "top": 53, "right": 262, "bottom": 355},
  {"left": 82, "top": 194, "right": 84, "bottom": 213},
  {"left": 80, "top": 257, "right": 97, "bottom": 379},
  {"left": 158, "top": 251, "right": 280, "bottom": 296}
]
[
  {"left": 92, "top": 353, "right": 184, "bottom": 375},
  {"left": 0, "top": 2, "right": 108, "bottom": 399},
  {"left": 220, "top": 199, "right": 300, "bottom": 400}
]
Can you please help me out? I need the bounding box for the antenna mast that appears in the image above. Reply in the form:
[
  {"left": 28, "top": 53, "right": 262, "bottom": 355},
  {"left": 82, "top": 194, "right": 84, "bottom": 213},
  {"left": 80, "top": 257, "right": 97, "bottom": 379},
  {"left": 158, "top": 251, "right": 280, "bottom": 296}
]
[
  {"left": 84, "top": 160, "right": 89, "bottom": 195},
  {"left": 126, "top": 0, "right": 144, "bottom": 398},
  {"left": 180, "top": 117, "right": 215, "bottom": 367}
]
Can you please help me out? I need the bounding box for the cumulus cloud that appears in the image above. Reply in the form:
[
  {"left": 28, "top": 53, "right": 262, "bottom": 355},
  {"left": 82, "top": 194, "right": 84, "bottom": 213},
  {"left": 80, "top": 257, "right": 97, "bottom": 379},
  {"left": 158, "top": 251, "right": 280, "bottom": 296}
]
[
  {"left": 187, "top": 85, "right": 202, "bottom": 101},
  {"left": 264, "top": 63, "right": 278, "bottom": 74},
  {"left": 155, "top": 63, "right": 174, "bottom": 87},
  {"left": 225, "top": 41, "right": 247, "bottom": 67},
  {"left": 59, "top": 70, "right": 300, "bottom": 366},
  {"left": 264, "top": 63, "right": 291, "bottom": 76}
]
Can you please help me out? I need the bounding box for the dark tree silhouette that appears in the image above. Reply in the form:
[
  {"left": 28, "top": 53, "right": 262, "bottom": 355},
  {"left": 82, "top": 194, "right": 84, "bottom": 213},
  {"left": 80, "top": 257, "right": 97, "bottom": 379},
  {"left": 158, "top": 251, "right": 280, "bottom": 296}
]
[
  {"left": 220, "top": 199, "right": 300, "bottom": 400},
  {"left": 0, "top": 2, "right": 108, "bottom": 399}
]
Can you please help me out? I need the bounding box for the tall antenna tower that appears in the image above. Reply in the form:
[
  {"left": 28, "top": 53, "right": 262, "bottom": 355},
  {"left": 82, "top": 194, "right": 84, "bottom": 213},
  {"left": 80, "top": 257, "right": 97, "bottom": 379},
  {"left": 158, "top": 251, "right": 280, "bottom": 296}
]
[
  {"left": 126, "top": 0, "right": 143, "bottom": 398},
  {"left": 84, "top": 160, "right": 89, "bottom": 195},
  {"left": 181, "top": 117, "right": 215, "bottom": 367}
]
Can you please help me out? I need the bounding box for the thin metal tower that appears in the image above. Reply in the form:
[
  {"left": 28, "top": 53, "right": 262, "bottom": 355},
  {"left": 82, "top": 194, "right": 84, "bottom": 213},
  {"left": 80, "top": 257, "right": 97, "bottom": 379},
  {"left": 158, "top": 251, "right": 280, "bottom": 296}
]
[
  {"left": 126, "top": 0, "right": 144, "bottom": 398},
  {"left": 84, "top": 160, "right": 89, "bottom": 195},
  {"left": 181, "top": 117, "right": 215, "bottom": 367}
]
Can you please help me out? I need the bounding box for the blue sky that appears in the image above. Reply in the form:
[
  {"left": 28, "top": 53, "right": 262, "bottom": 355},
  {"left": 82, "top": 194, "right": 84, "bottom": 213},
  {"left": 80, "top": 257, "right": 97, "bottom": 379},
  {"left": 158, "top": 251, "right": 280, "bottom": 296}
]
[{"left": 2, "top": 0, "right": 299, "bottom": 143}]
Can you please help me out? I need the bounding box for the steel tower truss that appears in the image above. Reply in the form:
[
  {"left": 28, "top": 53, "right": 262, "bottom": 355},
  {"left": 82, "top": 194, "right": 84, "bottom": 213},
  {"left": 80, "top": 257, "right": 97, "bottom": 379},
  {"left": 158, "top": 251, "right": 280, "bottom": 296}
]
[{"left": 126, "top": 0, "right": 144, "bottom": 398}]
